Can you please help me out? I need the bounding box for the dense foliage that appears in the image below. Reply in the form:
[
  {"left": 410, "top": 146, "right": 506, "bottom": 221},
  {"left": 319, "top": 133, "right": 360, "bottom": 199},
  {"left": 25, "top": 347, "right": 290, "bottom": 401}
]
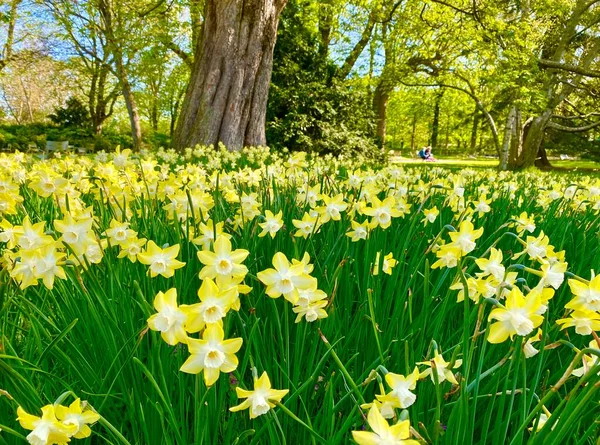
[
  {"left": 1, "top": 0, "right": 599, "bottom": 167},
  {"left": 267, "top": 2, "right": 378, "bottom": 158}
]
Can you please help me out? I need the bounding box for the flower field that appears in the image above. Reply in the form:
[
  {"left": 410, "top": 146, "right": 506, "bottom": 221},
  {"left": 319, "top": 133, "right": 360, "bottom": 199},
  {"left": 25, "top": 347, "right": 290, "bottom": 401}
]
[{"left": 1, "top": 147, "right": 599, "bottom": 444}]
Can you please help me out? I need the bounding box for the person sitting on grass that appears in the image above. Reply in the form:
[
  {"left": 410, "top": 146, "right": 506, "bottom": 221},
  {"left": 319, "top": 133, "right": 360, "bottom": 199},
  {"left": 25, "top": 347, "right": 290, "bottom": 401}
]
[{"left": 418, "top": 146, "right": 436, "bottom": 162}]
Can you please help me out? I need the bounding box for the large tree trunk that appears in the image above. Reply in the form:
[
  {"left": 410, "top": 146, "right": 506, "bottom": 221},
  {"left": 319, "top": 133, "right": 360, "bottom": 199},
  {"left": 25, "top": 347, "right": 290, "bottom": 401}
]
[{"left": 174, "top": 0, "right": 287, "bottom": 151}]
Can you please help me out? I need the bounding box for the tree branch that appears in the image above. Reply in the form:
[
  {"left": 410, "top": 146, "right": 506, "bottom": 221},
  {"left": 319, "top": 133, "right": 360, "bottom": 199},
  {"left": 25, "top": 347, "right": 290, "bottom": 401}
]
[
  {"left": 381, "top": 0, "right": 404, "bottom": 24},
  {"left": 547, "top": 120, "right": 600, "bottom": 132},
  {"left": 539, "top": 58, "right": 600, "bottom": 78},
  {"left": 336, "top": 8, "right": 377, "bottom": 79},
  {"left": 164, "top": 40, "right": 192, "bottom": 68},
  {"left": 552, "top": 112, "right": 600, "bottom": 120},
  {"left": 428, "top": 0, "right": 473, "bottom": 15}
]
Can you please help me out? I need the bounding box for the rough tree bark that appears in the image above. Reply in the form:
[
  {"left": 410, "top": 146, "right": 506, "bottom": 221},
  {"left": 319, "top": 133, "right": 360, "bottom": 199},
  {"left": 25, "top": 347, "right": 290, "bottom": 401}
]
[{"left": 174, "top": 0, "right": 287, "bottom": 151}]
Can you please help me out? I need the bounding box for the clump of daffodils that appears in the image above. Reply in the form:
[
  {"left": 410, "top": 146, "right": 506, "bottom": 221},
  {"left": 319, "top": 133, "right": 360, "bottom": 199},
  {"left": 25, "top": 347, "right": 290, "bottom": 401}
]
[
  {"left": 146, "top": 233, "right": 250, "bottom": 387},
  {"left": 16, "top": 398, "right": 100, "bottom": 445},
  {"left": 257, "top": 251, "right": 329, "bottom": 323}
]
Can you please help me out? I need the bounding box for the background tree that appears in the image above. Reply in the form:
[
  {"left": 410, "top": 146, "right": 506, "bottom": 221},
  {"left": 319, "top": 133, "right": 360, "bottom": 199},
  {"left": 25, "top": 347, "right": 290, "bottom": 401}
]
[
  {"left": 0, "top": 0, "right": 23, "bottom": 72},
  {"left": 1, "top": 0, "right": 600, "bottom": 167},
  {"left": 0, "top": 52, "right": 74, "bottom": 123}
]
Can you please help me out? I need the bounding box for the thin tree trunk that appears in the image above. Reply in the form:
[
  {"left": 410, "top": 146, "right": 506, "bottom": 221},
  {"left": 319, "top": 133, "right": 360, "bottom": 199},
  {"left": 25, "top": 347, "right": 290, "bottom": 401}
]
[
  {"left": 470, "top": 107, "right": 479, "bottom": 152},
  {"left": 478, "top": 119, "right": 485, "bottom": 151},
  {"left": 99, "top": 0, "right": 143, "bottom": 150},
  {"left": 508, "top": 110, "right": 522, "bottom": 167},
  {"left": 500, "top": 106, "right": 517, "bottom": 170},
  {"left": 318, "top": 0, "right": 333, "bottom": 59},
  {"left": 335, "top": 7, "right": 377, "bottom": 80},
  {"left": 444, "top": 119, "right": 449, "bottom": 151},
  {"left": 174, "top": 0, "right": 287, "bottom": 151},
  {"left": 116, "top": 55, "right": 142, "bottom": 150},
  {"left": 431, "top": 91, "right": 442, "bottom": 149},
  {"left": 169, "top": 87, "right": 185, "bottom": 140},
  {"left": 410, "top": 113, "right": 417, "bottom": 151},
  {"left": 373, "top": 80, "right": 390, "bottom": 149},
  {"left": 0, "top": 0, "right": 21, "bottom": 72}
]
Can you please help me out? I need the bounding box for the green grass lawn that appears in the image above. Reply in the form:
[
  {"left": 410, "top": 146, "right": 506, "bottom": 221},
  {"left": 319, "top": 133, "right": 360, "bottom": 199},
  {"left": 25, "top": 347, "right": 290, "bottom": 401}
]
[{"left": 391, "top": 155, "right": 600, "bottom": 171}]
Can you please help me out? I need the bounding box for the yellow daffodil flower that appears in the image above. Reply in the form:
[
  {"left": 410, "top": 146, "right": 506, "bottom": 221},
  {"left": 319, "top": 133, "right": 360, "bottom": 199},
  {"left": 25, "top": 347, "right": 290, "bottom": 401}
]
[
  {"left": 449, "top": 220, "right": 483, "bottom": 255},
  {"left": 556, "top": 309, "right": 600, "bottom": 336},
  {"left": 382, "top": 366, "right": 420, "bottom": 408},
  {"left": 16, "top": 405, "right": 77, "bottom": 445},
  {"left": 487, "top": 287, "right": 544, "bottom": 344},
  {"left": 138, "top": 241, "right": 185, "bottom": 278},
  {"left": 55, "top": 398, "right": 100, "bottom": 439},
  {"left": 258, "top": 210, "right": 284, "bottom": 238},
  {"left": 229, "top": 371, "right": 289, "bottom": 419},
  {"left": 418, "top": 350, "right": 462, "bottom": 385},
  {"left": 257, "top": 252, "right": 316, "bottom": 304},
  {"left": 181, "top": 278, "right": 237, "bottom": 332},
  {"left": 422, "top": 206, "right": 439, "bottom": 225},
  {"left": 147, "top": 288, "right": 188, "bottom": 345},
  {"left": 197, "top": 235, "right": 249, "bottom": 280},
  {"left": 566, "top": 274, "right": 600, "bottom": 312},
  {"left": 351, "top": 406, "right": 419, "bottom": 445},
  {"left": 180, "top": 324, "right": 243, "bottom": 386},
  {"left": 475, "top": 247, "right": 505, "bottom": 281}
]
